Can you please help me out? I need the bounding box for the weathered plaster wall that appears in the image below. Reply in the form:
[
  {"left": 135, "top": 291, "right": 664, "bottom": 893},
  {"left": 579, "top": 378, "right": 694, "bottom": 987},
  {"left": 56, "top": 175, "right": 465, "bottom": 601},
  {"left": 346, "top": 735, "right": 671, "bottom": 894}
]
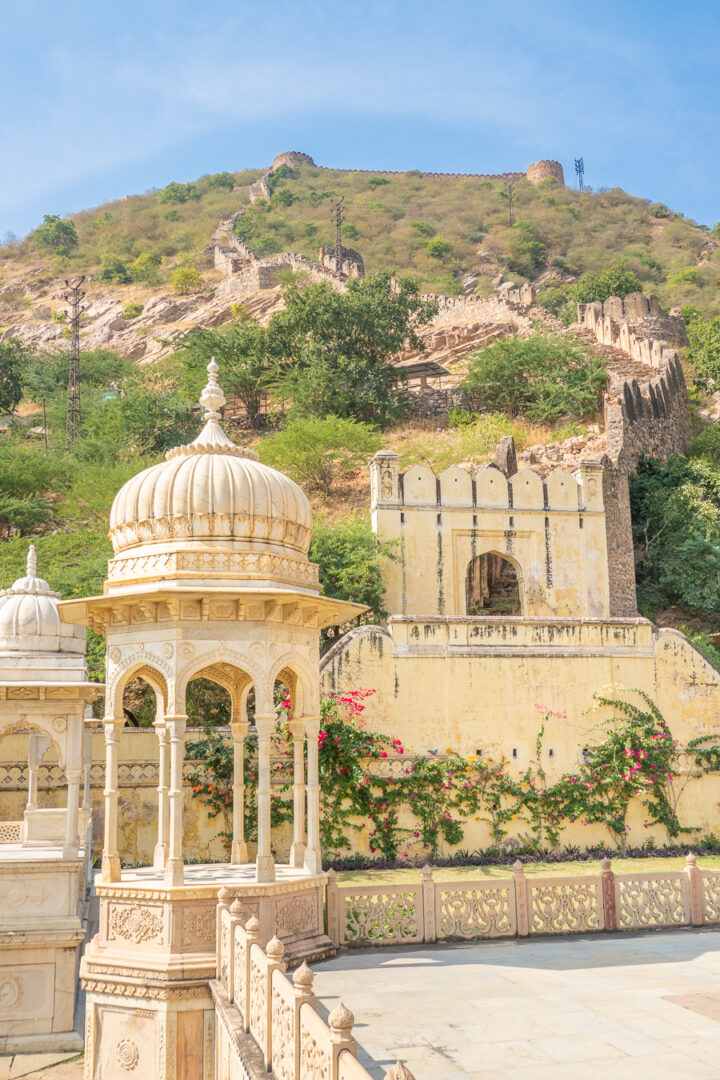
[
  {"left": 319, "top": 618, "right": 720, "bottom": 844},
  {"left": 370, "top": 454, "right": 609, "bottom": 619}
]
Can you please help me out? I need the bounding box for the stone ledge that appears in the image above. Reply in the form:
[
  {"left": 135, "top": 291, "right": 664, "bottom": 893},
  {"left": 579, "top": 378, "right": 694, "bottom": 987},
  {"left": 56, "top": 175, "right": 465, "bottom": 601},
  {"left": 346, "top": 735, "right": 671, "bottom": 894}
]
[{"left": 210, "top": 978, "right": 268, "bottom": 1080}]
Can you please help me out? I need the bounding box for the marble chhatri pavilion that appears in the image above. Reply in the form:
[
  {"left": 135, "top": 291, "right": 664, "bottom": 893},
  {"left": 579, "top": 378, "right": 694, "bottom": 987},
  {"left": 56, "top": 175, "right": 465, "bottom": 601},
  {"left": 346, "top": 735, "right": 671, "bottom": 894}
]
[
  {"left": 0, "top": 547, "right": 101, "bottom": 1054},
  {"left": 59, "top": 360, "right": 362, "bottom": 1080}
]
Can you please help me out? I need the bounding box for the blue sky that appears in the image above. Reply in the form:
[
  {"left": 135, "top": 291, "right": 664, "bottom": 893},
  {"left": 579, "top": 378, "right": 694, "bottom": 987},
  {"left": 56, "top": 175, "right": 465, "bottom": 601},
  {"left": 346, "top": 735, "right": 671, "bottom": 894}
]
[{"left": 3, "top": 0, "right": 718, "bottom": 237}]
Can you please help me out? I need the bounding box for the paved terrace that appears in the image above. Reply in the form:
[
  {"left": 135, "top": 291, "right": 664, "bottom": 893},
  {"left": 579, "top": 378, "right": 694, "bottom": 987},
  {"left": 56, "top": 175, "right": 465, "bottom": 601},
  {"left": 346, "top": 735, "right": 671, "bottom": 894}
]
[{"left": 313, "top": 929, "right": 720, "bottom": 1080}]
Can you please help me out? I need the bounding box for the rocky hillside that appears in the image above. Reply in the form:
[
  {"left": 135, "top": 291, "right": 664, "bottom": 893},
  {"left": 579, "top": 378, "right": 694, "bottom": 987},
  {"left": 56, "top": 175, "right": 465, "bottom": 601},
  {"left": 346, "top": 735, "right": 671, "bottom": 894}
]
[{"left": 1, "top": 151, "right": 719, "bottom": 367}]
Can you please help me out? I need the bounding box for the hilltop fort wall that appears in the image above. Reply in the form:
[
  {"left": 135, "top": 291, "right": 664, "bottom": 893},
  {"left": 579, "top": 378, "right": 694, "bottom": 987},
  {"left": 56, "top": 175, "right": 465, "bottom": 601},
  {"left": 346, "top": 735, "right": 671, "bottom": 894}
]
[
  {"left": 270, "top": 151, "right": 565, "bottom": 186},
  {"left": 577, "top": 294, "right": 692, "bottom": 469}
]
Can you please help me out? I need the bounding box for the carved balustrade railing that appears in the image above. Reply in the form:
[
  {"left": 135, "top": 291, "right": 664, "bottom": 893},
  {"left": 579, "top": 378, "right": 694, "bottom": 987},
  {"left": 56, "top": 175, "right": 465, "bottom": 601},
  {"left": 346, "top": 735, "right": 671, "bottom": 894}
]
[
  {"left": 0, "top": 819, "right": 22, "bottom": 843},
  {"left": 212, "top": 902, "right": 413, "bottom": 1080},
  {"left": 326, "top": 854, "right": 720, "bottom": 947}
]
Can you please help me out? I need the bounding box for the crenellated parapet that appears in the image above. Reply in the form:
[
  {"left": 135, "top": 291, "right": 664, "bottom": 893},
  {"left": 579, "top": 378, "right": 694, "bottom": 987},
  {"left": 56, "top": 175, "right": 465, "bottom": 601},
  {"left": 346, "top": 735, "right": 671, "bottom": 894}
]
[
  {"left": 577, "top": 293, "right": 692, "bottom": 467},
  {"left": 369, "top": 451, "right": 610, "bottom": 620}
]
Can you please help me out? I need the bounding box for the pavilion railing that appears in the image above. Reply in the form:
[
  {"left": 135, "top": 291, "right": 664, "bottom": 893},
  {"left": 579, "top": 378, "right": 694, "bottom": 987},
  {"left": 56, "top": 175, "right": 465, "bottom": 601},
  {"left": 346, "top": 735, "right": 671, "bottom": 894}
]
[
  {"left": 213, "top": 903, "right": 414, "bottom": 1080},
  {"left": 326, "top": 855, "right": 720, "bottom": 946}
]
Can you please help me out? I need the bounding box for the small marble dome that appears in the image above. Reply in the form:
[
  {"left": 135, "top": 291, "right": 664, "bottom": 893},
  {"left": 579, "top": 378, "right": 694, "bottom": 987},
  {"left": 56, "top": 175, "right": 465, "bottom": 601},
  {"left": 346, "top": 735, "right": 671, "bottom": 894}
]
[
  {"left": 108, "top": 360, "right": 313, "bottom": 557},
  {"left": 0, "top": 546, "right": 66, "bottom": 651}
]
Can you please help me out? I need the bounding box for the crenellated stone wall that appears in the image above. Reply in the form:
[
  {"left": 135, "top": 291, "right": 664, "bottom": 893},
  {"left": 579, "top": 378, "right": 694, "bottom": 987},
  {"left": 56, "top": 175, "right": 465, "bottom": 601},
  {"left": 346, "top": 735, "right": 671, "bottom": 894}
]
[
  {"left": 577, "top": 294, "right": 693, "bottom": 469},
  {"left": 265, "top": 150, "right": 565, "bottom": 186}
]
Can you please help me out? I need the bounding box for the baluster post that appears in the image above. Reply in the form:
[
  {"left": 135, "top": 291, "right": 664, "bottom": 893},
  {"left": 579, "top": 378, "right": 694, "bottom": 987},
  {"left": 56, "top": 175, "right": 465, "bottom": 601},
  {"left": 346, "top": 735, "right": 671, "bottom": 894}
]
[
  {"left": 513, "top": 860, "right": 529, "bottom": 937},
  {"left": 601, "top": 857, "right": 617, "bottom": 931},
  {"left": 329, "top": 1002, "right": 357, "bottom": 1080},
  {"left": 421, "top": 864, "right": 436, "bottom": 943},
  {"left": 685, "top": 852, "right": 704, "bottom": 926}
]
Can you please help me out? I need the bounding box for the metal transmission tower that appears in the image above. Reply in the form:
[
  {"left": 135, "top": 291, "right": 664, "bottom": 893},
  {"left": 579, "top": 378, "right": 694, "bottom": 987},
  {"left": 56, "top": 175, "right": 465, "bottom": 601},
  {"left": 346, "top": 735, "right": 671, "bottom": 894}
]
[
  {"left": 63, "top": 276, "right": 86, "bottom": 445},
  {"left": 574, "top": 157, "right": 585, "bottom": 191},
  {"left": 500, "top": 174, "right": 517, "bottom": 226},
  {"left": 332, "top": 197, "right": 345, "bottom": 272}
]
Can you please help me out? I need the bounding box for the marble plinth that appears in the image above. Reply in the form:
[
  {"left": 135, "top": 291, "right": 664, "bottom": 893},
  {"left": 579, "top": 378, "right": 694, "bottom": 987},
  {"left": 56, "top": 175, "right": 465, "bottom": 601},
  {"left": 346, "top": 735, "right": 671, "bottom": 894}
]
[
  {"left": 81, "top": 863, "right": 334, "bottom": 1080},
  {"left": 0, "top": 850, "right": 87, "bottom": 1054}
]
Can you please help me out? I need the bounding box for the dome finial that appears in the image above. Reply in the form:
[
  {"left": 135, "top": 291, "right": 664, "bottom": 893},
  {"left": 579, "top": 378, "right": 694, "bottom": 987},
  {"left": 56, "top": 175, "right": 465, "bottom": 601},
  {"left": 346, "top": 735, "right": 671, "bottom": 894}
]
[
  {"left": 199, "top": 357, "right": 226, "bottom": 421},
  {"left": 26, "top": 545, "right": 37, "bottom": 578}
]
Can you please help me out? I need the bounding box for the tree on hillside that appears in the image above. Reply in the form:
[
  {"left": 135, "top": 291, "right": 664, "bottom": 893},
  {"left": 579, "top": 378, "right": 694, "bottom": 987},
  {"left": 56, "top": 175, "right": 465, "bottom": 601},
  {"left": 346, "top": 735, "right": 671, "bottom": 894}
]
[
  {"left": 174, "top": 316, "right": 275, "bottom": 429},
  {"left": 34, "top": 214, "right": 78, "bottom": 255},
  {"left": 571, "top": 264, "right": 643, "bottom": 305},
  {"left": 258, "top": 416, "right": 382, "bottom": 492},
  {"left": 630, "top": 454, "right": 720, "bottom": 616},
  {"left": 687, "top": 315, "right": 720, "bottom": 390},
  {"left": 0, "top": 339, "right": 33, "bottom": 415},
  {"left": 462, "top": 335, "right": 606, "bottom": 423},
  {"left": 267, "top": 271, "right": 438, "bottom": 426}
]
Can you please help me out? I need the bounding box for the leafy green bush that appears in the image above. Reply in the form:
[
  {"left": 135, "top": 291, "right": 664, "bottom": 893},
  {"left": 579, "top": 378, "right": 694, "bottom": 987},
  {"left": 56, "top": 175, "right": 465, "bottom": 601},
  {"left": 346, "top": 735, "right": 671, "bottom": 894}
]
[
  {"left": 425, "top": 237, "right": 452, "bottom": 258},
  {"left": 535, "top": 285, "right": 574, "bottom": 324},
  {"left": 0, "top": 441, "right": 72, "bottom": 537},
  {"left": 687, "top": 315, "right": 720, "bottom": 389},
  {"left": 98, "top": 254, "right": 130, "bottom": 283},
  {"left": 309, "top": 517, "right": 394, "bottom": 628},
  {"left": 206, "top": 172, "right": 236, "bottom": 190},
  {"left": 122, "top": 302, "right": 144, "bottom": 320},
  {"left": 268, "top": 270, "right": 438, "bottom": 426},
  {"left": 258, "top": 416, "right": 382, "bottom": 492},
  {"left": 34, "top": 214, "right": 78, "bottom": 255},
  {"left": 0, "top": 339, "right": 33, "bottom": 415},
  {"left": 648, "top": 203, "right": 671, "bottom": 218},
  {"left": 174, "top": 317, "right": 274, "bottom": 430},
  {"left": 170, "top": 267, "right": 204, "bottom": 294},
  {"left": 571, "top": 264, "right": 643, "bottom": 304},
  {"left": 462, "top": 334, "right": 606, "bottom": 423},
  {"left": 368, "top": 176, "right": 390, "bottom": 188},
  {"left": 129, "top": 252, "right": 161, "bottom": 284},
  {"left": 158, "top": 181, "right": 200, "bottom": 204},
  {"left": 667, "top": 268, "right": 701, "bottom": 288},
  {"left": 410, "top": 221, "right": 434, "bottom": 236},
  {"left": 269, "top": 188, "right": 295, "bottom": 209},
  {"left": 50, "top": 309, "right": 67, "bottom": 322},
  {"left": 631, "top": 454, "right": 720, "bottom": 615}
]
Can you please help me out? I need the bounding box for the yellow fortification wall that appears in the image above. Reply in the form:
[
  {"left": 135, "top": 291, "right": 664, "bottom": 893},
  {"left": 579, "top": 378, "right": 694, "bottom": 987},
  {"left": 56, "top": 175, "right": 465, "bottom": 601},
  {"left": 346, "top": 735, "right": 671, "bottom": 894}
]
[{"left": 320, "top": 450, "right": 720, "bottom": 847}]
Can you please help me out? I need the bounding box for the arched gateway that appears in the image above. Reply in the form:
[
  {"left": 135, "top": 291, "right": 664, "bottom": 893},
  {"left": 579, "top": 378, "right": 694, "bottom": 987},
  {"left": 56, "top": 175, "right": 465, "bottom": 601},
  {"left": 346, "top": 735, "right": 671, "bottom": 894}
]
[{"left": 60, "top": 361, "right": 363, "bottom": 1079}]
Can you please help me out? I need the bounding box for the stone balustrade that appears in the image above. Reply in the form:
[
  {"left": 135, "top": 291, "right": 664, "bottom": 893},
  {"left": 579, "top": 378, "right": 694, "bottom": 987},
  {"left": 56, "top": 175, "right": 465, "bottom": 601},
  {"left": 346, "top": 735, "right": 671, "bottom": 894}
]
[
  {"left": 212, "top": 908, "right": 413, "bottom": 1079},
  {"left": 326, "top": 855, "right": 718, "bottom": 947}
]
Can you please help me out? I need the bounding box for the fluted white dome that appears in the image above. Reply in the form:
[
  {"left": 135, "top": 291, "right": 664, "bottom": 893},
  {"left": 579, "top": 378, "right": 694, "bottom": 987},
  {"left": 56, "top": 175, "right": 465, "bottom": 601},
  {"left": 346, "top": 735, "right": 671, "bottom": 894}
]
[
  {"left": 108, "top": 360, "right": 313, "bottom": 558},
  {"left": 0, "top": 546, "right": 64, "bottom": 651}
]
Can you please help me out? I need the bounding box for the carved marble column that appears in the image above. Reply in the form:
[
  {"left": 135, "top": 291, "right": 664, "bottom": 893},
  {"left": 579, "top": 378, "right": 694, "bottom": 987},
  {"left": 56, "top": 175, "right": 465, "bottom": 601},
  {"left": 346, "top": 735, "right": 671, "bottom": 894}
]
[
  {"left": 288, "top": 720, "right": 306, "bottom": 868},
  {"left": 255, "top": 714, "right": 276, "bottom": 883},
  {"left": 303, "top": 717, "right": 322, "bottom": 875},
  {"left": 231, "top": 720, "right": 249, "bottom": 864},
  {"left": 82, "top": 721, "right": 93, "bottom": 812},
  {"left": 101, "top": 719, "right": 123, "bottom": 882},
  {"left": 164, "top": 714, "right": 187, "bottom": 886},
  {"left": 63, "top": 768, "right": 81, "bottom": 857},
  {"left": 26, "top": 733, "right": 50, "bottom": 812},
  {"left": 153, "top": 723, "right": 170, "bottom": 870}
]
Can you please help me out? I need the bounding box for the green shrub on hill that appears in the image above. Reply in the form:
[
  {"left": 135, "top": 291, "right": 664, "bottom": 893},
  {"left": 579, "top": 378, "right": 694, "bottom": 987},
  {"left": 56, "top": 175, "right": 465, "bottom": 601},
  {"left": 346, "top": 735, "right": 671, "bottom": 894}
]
[
  {"left": 462, "top": 335, "right": 606, "bottom": 422},
  {"left": 631, "top": 454, "right": 720, "bottom": 616},
  {"left": 129, "top": 251, "right": 162, "bottom": 284},
  {"left": 258, "top": 416, "right": 382, "bottom": 493},
  {"left": 174, "top": 317, "right": 275, "bottom": 430},
  {"left": 0, "top": 339, "right": 33, "bottom": 415},
  {"left": 309, "top": 517, "right": 395, "bottom": 639},
  {"left": 171, "top": 266, "right": 204, "bottom": 294},
  {"left": 33, "top": 214, "right": 78, "bottom": 255},
  {"left": 268, "top": 270, "right": 438, "bottom": 426},
  {"left": 571, "top": 264, "right": 643, "bottom": 304},
  {"left": 687, "top": 315, "right": 720, "bottom": 389}
]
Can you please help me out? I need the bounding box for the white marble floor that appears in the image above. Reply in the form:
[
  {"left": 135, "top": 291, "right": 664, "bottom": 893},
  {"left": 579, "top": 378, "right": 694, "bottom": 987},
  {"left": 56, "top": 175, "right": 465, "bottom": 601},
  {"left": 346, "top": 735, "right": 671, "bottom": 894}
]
[{"left": 312, "top": 929, "right": 720, "bottom": 1079}]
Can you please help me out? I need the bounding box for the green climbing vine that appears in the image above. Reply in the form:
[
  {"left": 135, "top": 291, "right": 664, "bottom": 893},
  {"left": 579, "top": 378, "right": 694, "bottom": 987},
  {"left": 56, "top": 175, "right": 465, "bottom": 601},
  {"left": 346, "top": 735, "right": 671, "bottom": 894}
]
[{"left": 185, "top": 687, "right": 720, "bottom": 860}]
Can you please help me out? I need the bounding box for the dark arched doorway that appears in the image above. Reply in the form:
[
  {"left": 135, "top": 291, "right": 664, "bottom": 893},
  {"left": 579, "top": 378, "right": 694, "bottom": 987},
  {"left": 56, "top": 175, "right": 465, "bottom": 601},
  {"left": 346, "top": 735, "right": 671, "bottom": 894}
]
[{"left": 466, "top": 553, "right": 521, "bottom": 615}]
